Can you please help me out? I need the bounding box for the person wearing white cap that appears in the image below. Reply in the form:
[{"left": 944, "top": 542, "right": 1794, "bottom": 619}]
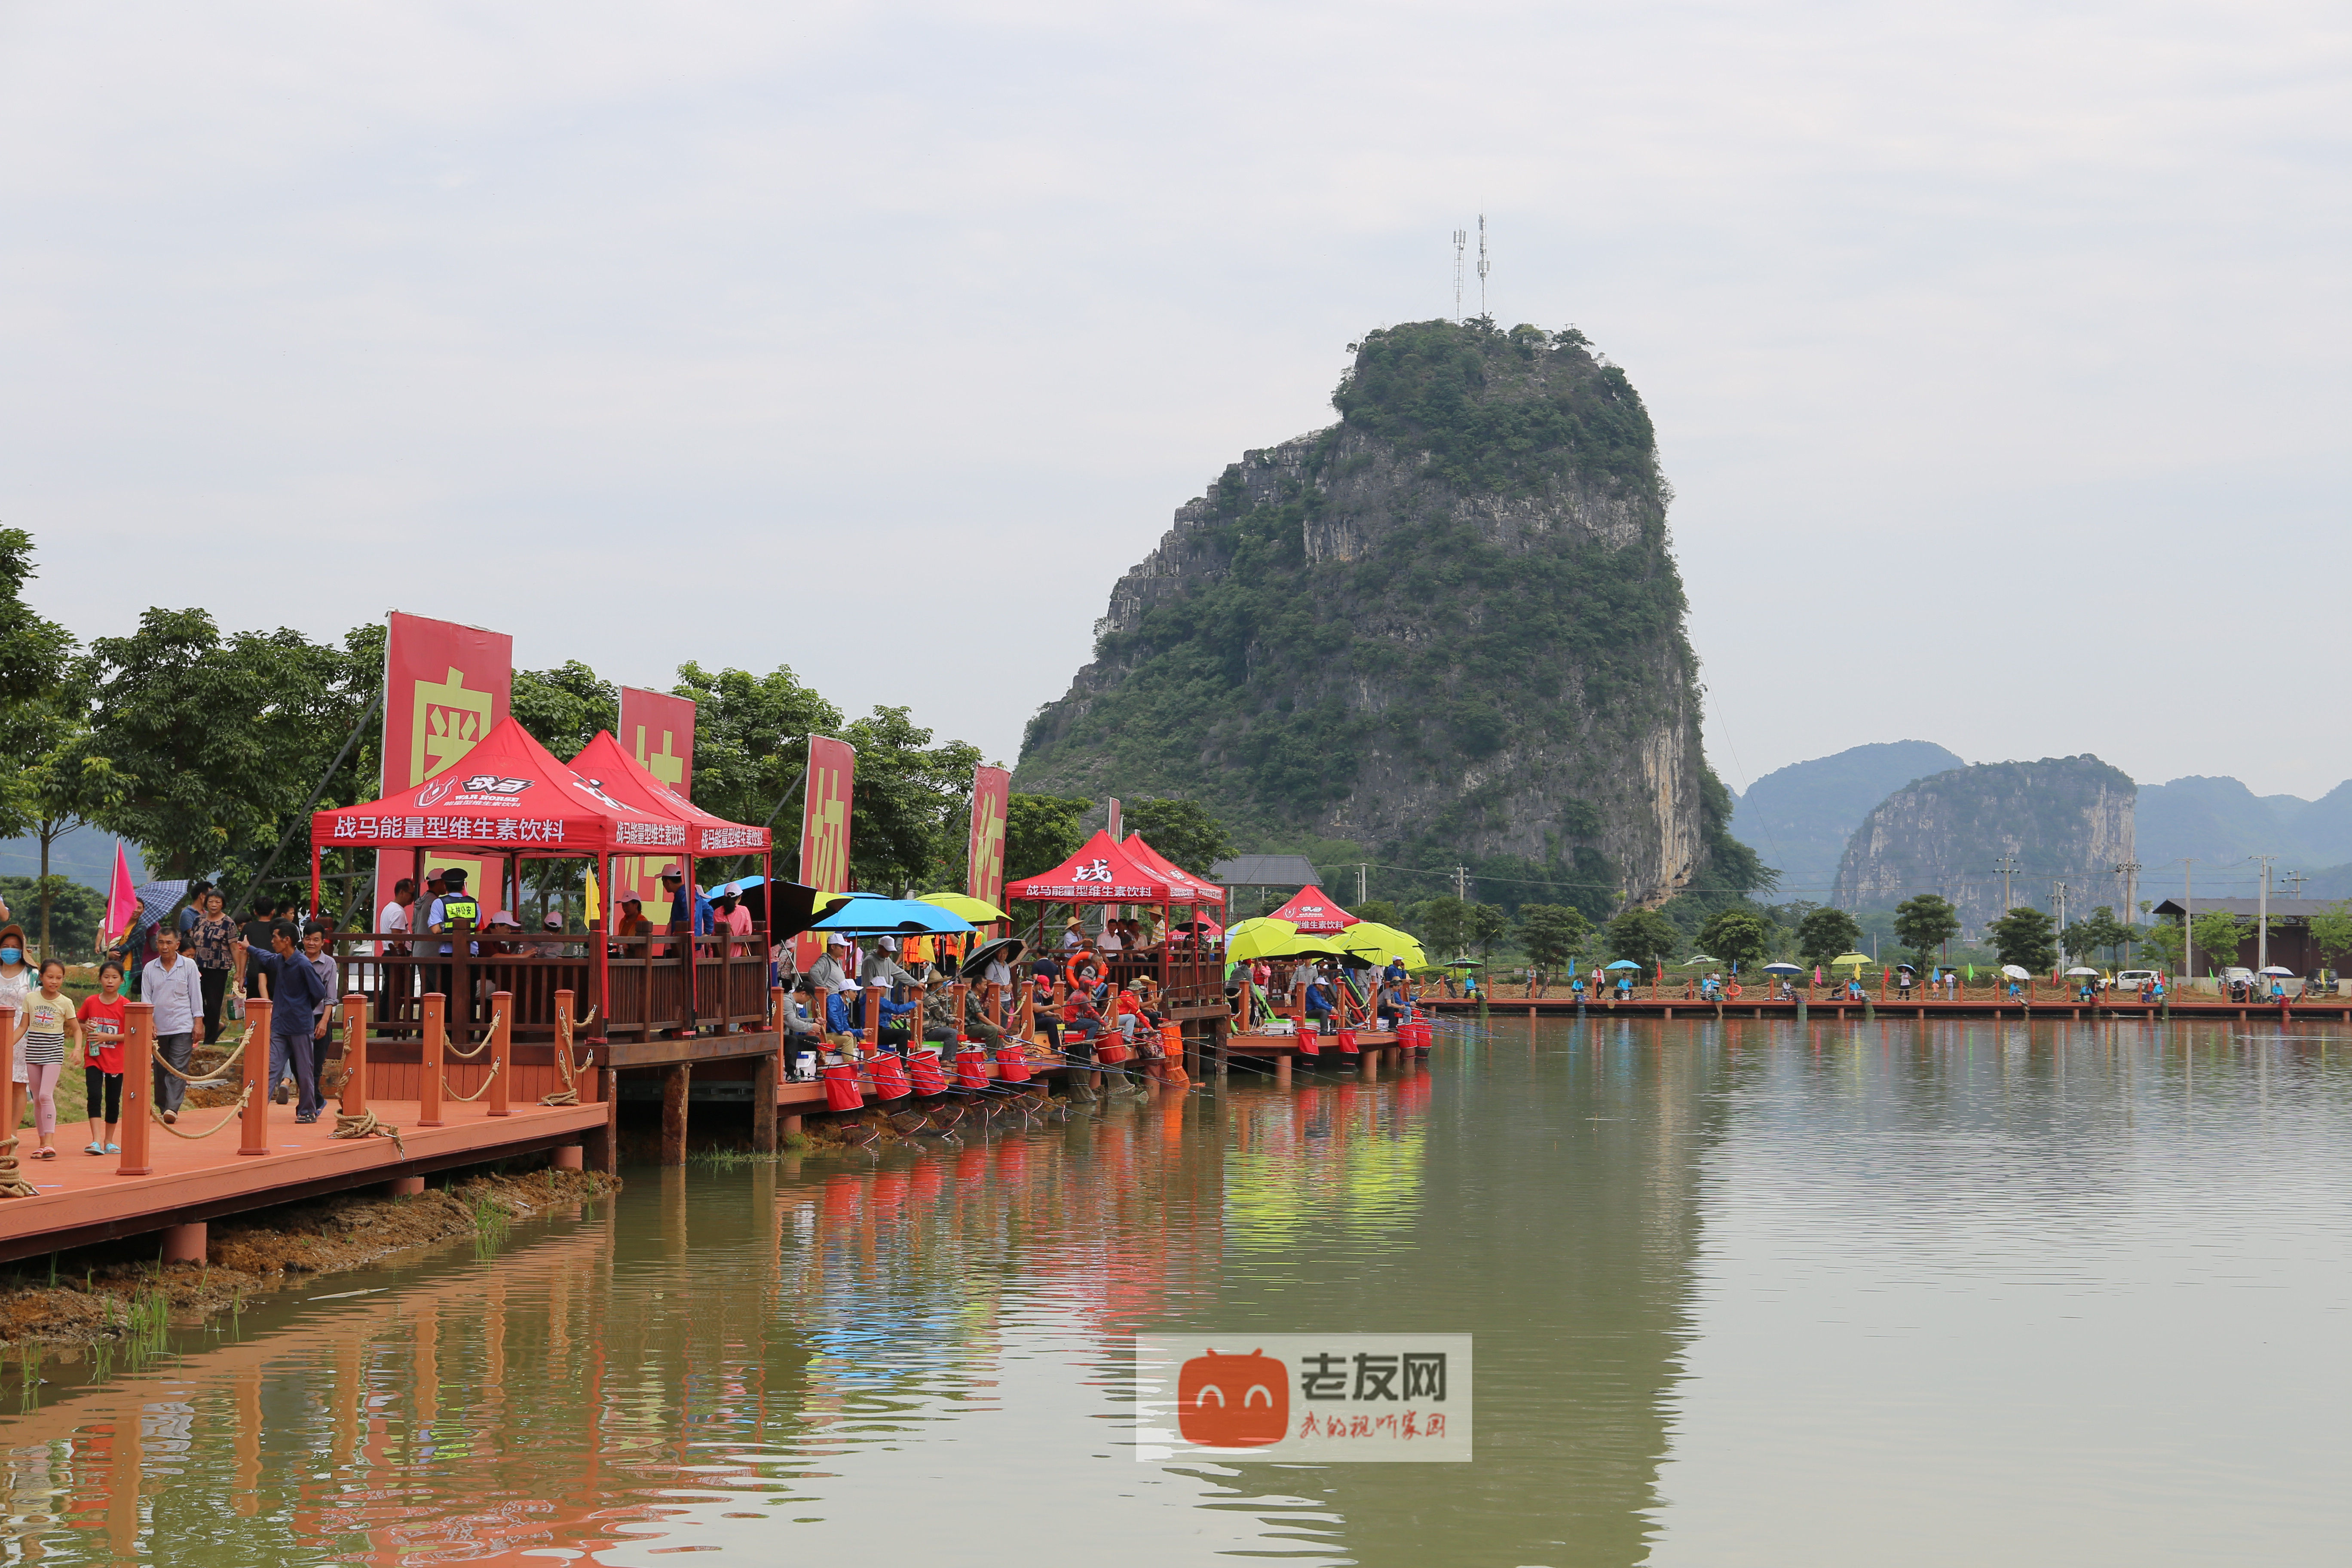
[{"left": 805, "top": 935, "right": 851, "bottom": 995}]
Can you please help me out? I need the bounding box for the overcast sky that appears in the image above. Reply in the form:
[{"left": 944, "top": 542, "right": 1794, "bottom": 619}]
[{"left": 3, "top": 1, "right": 2345, "bottom": 801}]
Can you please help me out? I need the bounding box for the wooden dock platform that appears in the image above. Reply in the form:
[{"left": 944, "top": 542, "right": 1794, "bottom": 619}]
[
  {"left": 1422, "top": 995, "right": 2351, "bottom": 1023},
  {"left": 0, "top": 1096, "right": 605, "bottom": 1265}
]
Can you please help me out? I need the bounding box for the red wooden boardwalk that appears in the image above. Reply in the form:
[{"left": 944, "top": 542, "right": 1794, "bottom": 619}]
[{"left": 0, "top": 1096, "right": 605, "bottom": 1263}]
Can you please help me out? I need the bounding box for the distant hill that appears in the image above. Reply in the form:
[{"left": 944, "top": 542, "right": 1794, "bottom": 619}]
[
  {"left": 2135, "top": 776, "right": 2352, "bottom": 883},
  {"left": 1728, "top": 741, "right": 1966, "bottom": 899},
  {"left": 0, "top": 831, "right": 145, "bottom": 895},
  {"left": 1835, "top": 756, "right": 2136, "bottom": 933}
]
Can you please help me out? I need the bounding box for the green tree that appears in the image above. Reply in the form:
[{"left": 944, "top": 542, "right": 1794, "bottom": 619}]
[
  {"left": 1348, "top": 898, "right": 1399, "bottom": 926},
  {"left": 1005, "top": 794, "right": 1092, "bottom": 880},
  {"left": 1605, "top": 906, "right": 1681, "bottom": 971},
  {"left": 82, "top": 609, "right": 361, "bottom": 882},
  {"left": 1413, "top": 895, "right": 1474, "bottom": 959},
  {"left": 511, "top": 661, "right": 619, "bottom": 758},
  {"left": 1695, "top": 906, "right": 1774, "bottom": 971},
  {"left": 2061, "top": 905, "right": 2130, "bottom": 966},
  {"left": 2139, "top": 917, "right": 2186, "bottom": 971},
  {"left": 1121, "top": 799, "right": 1236, "bottom": 878},
  {"left": 2308, "top": 900, "right": 2352, "bottom": 973},
  {"left": 1795, "top": 906, "right": 1863, "bottom": 968},
  {"left": 1468, "top": 902, "right": 1512, "bottom": 966},
  {"left": 673, "top": 661, "right": 844, "bottom": 841},
  {"left": 2189, "top": 910, "right": 2247, "bottom": 975},
  {"left": 0, "top": 530, "right": 79, "bottom": 845},
  {"left": 1987, "top": 906, "right": 2058, "bottom": 973},
  {"left": 0, "top": 878, "right": 103, "bottom": 959},
  {"left": 17, "top": 687, "right": 120, "bottom": 962},
  {"left": 1516, "top": 902, "right": 1592, "bottom": 991},
  {"left": 1893, "top": 894, "right": 1961, "bottom": 970},
  {"left": 839, "top": 706, "right": 983, "bottom": 893}
]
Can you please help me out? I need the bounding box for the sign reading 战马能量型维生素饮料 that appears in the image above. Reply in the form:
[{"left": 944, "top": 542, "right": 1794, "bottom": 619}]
[{"left": 1133, "top": 1335, "right": 1471, "bottom": 1462}]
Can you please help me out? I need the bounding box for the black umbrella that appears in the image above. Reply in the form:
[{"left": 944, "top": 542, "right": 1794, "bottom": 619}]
[
  {"left": 735, "top": 877, "right": 827, "bottom": 943},
  {"left": 959, "top": 935, "right": 1029, "bottom": 979}
]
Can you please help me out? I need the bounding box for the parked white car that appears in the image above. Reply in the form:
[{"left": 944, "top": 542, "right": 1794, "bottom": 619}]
[{"left": 2116, "top": 970, "right": 2162, "bottom": 991}]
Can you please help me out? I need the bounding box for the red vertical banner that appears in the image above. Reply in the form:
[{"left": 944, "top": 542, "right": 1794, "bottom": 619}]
[
  {"left": 793, "top": 736, "right": 856, "bottom": 969},
  {"left": 616, "top": 687, "right": 698, "bottom": 925},
  {"left": 967, "top": 766, "right": 1010, "bottom": 907},
  {"left": 376, "top": 612, "right": 513, "bottom": 919}
]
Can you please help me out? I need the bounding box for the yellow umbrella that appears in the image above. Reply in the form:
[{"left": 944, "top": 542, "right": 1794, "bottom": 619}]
[
  {"left": 1227, "top": 923, "right": 1310, "bottom": 963},
  {"left": 919, "top": 892, "right": 1010, "bottom": 924},
  {"left": 1829, "top": 951, "right": 1871, "bottom": 968},
  {"left": 1225, "top": 916, "right": 1299, "bottom": 941},
  {"left": 1336, "top": 923, "right": 1426, "bottom": 967}
]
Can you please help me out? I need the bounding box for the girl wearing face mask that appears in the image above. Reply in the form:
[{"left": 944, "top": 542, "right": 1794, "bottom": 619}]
[
  {"left": 0, "top": 926, "right": 29, "bottom": 1139},
  {"left": 20, "top": 959, "right": 77, "bottom": 1159}
]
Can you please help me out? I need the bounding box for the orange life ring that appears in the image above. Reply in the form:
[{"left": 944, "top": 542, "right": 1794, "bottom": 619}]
[{"left": 1726, "top": 981, "right": 1743, "bottom": 1000}]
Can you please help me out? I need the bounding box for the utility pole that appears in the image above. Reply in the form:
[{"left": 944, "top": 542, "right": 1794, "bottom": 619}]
[
  {"left": 2113, "top": 860, "right": 2141, "bottom": 963},
  {"left": 1995, "top": 854, "right": 2018, "bottom": 913},
  {"left": 1357, "top": 863, "right": 1368, "bottom": 906},
  {"left": 2287, "top": 868, "right": 2306, "bottom": 899},
  {"left": 2054, "top": 881, "right": 2069, "bottom": 965},
  {"left": 2182, "top": 859, "right": 2195, "bottom": 980},
  {"left": 1455, "top": 865, "right": 1469, "bottom": 903},
  {"left": 2256, "top": 854, "right": 2275, "bottom": 973}
]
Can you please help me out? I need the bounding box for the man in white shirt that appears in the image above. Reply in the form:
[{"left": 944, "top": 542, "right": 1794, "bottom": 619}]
[{"left": 141, "top": 926, "right": 206, "bottom": 1124}]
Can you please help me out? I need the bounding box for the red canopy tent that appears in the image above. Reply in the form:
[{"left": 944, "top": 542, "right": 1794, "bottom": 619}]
[
  {"left": 1119, "top": 835, "right": 1227, "bottom": 907},
  {"left": 1265, "top": 885, "right": 1358, "bottom": 934},
  {"left": 310, "top": 716, "right": 773, "bottom": 1046},
  {"left": 1002, "top": 830, "right": 1222, "bottom": 1019},
  {"left": 570, "top": 730, "right": 772, "bottom": 860},
  {"left": 1004, "top": 830, "right": 1189, "bottom": 904}
]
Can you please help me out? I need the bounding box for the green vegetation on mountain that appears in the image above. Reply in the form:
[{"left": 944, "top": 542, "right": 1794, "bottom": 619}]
[{"left": 1019, "top": 319, "right": 1766, "bottom": 921}]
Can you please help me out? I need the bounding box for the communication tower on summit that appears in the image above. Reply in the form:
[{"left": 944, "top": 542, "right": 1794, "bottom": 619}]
[
  {"left": 1452, "top": 228, "right": 1467, "bottom": 320},
  {"left": 1477, "top": 215, "right": 1489, "bottom": 318}
]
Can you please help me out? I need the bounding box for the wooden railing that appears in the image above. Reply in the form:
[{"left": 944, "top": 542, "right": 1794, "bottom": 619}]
[{"left": 331, "top": 926, "right": 771, "bottom": 1046}]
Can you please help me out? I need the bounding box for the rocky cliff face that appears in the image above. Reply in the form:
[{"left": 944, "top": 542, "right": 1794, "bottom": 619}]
[
  {"left": 1834, "top": 756, "right": 2137, "bottom": 931},
  {"left": 1015, "top": 319, "right": 1734, "bottom": 912}
]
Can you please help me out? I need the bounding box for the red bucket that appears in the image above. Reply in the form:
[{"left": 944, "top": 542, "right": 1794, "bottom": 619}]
[
  {"left": 994, "top": 1047, "right": 1032, "bottom": 1083},
  {"left": 1297, "top": 1024, "right": 1319, "bottom": 1057},
  {"left": 909, "top": 1050, "right": 948, "bottom": 1096},
  {"left": 1098, "top": 1036, "right": 1133, "bottom": 1065},
  {"left": 955, "top": 1049, "right": 989, "bottom": 1090},
  {"left": 868, "top": 1054, "right": 911, "bottom": 1100},
  {"left": 1335, "top": 1028, "right": 1358, "bottom": 1054},
  {"left": 821, "top": 1062, "right": 864, "bottom": 1112}
]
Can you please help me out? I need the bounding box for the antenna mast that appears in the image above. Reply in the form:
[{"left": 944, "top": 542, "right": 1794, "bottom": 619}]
[
  {"left": 1476, "top": 214, "right": 1489, "bottom": 318},
  {"left": 1452, "top": 228, "right": 1467, "bottom": 321}
]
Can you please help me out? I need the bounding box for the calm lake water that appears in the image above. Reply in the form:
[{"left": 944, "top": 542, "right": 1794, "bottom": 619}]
[{"left": 5, "top": 1015, "right": 2350, "bottom": 1566}]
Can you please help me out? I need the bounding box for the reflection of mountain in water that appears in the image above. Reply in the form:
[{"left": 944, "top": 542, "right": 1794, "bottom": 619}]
[{"left": 1210, "top": 1026, "right": 1716, "bottom": 1568}]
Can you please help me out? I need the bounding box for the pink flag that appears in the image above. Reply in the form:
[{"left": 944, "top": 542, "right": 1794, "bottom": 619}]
[{"left": 105, "top": 842, "right": 136, "bottom": 946}]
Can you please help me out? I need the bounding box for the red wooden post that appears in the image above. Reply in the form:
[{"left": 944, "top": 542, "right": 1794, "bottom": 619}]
[
  {"left": 488, "top": 989, "right": 512, "bottom": 1117},
  {"left": 419, "top": 992, "right": 446, "bottom": 1127},
  {"left": 116, "top": 1001, "right": 156, "bottom": 1177},
  {"left": 239, "top": 999, "right": 273, "bottom": 1156},
  {"left": 862, "top": 984, "right": 881, "bottom": 1057},
  {"left": 339, "top": 993, "right": 369, "bottom": 1117},
  {"left": 0, "top": 1004, "right": 17, "bottom": 1150}
]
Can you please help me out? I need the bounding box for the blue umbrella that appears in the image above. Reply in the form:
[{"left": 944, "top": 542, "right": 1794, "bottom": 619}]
[
  {"left": 1603, "top": 959, "right": 1644, "bottom": 971},
  {"left": 702, "top": 874, "right": 766, "bottom": 897},
  {"left": 809, "top": 894, "right": 973, "bottom": 935}
]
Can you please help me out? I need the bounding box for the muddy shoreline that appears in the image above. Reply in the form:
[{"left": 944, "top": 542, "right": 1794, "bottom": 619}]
[{"left": 0, "top": 1167, "right": 619, "bottom": 1349}]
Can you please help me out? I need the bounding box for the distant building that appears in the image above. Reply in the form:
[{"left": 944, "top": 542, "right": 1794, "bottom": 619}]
[
  {"left": 1210, "top": 854, "right": 1324, "bottom": 911},
  {"left": 2148, "top": 897, "right": 2334, "bottom": 973}
]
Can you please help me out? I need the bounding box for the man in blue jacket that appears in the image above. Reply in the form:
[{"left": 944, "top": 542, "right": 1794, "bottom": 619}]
[{"left": 232, "top": 922, "right": 334, "bottom": 1123}]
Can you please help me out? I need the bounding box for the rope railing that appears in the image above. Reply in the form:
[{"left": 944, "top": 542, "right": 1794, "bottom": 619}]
[
  {"left": 332, "top": 1108, "right": 405, "bottom": 1155},
  {"left": 540, "top": 1005, "right": 597, "bottom": 1107},
  {"left": 441, "top": 1011, "right": 503, "bottom": 1061},
  {"left": 153, "top": 1018, "right": 258, "bottom": 1086},
  {"left": 150, "top": 1083, "right": 257, "bottom": 1140},
  {"left": 442, "top": 1058, "right": 502, "bottom": 1102},
  {"left": 0, "top": 1134, "right": 37, "bottom": 1198}
]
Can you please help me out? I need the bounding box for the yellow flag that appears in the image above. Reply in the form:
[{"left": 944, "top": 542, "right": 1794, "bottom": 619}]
[{"left": 585, "top": 866, "right": 601, "bottom": 925}]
